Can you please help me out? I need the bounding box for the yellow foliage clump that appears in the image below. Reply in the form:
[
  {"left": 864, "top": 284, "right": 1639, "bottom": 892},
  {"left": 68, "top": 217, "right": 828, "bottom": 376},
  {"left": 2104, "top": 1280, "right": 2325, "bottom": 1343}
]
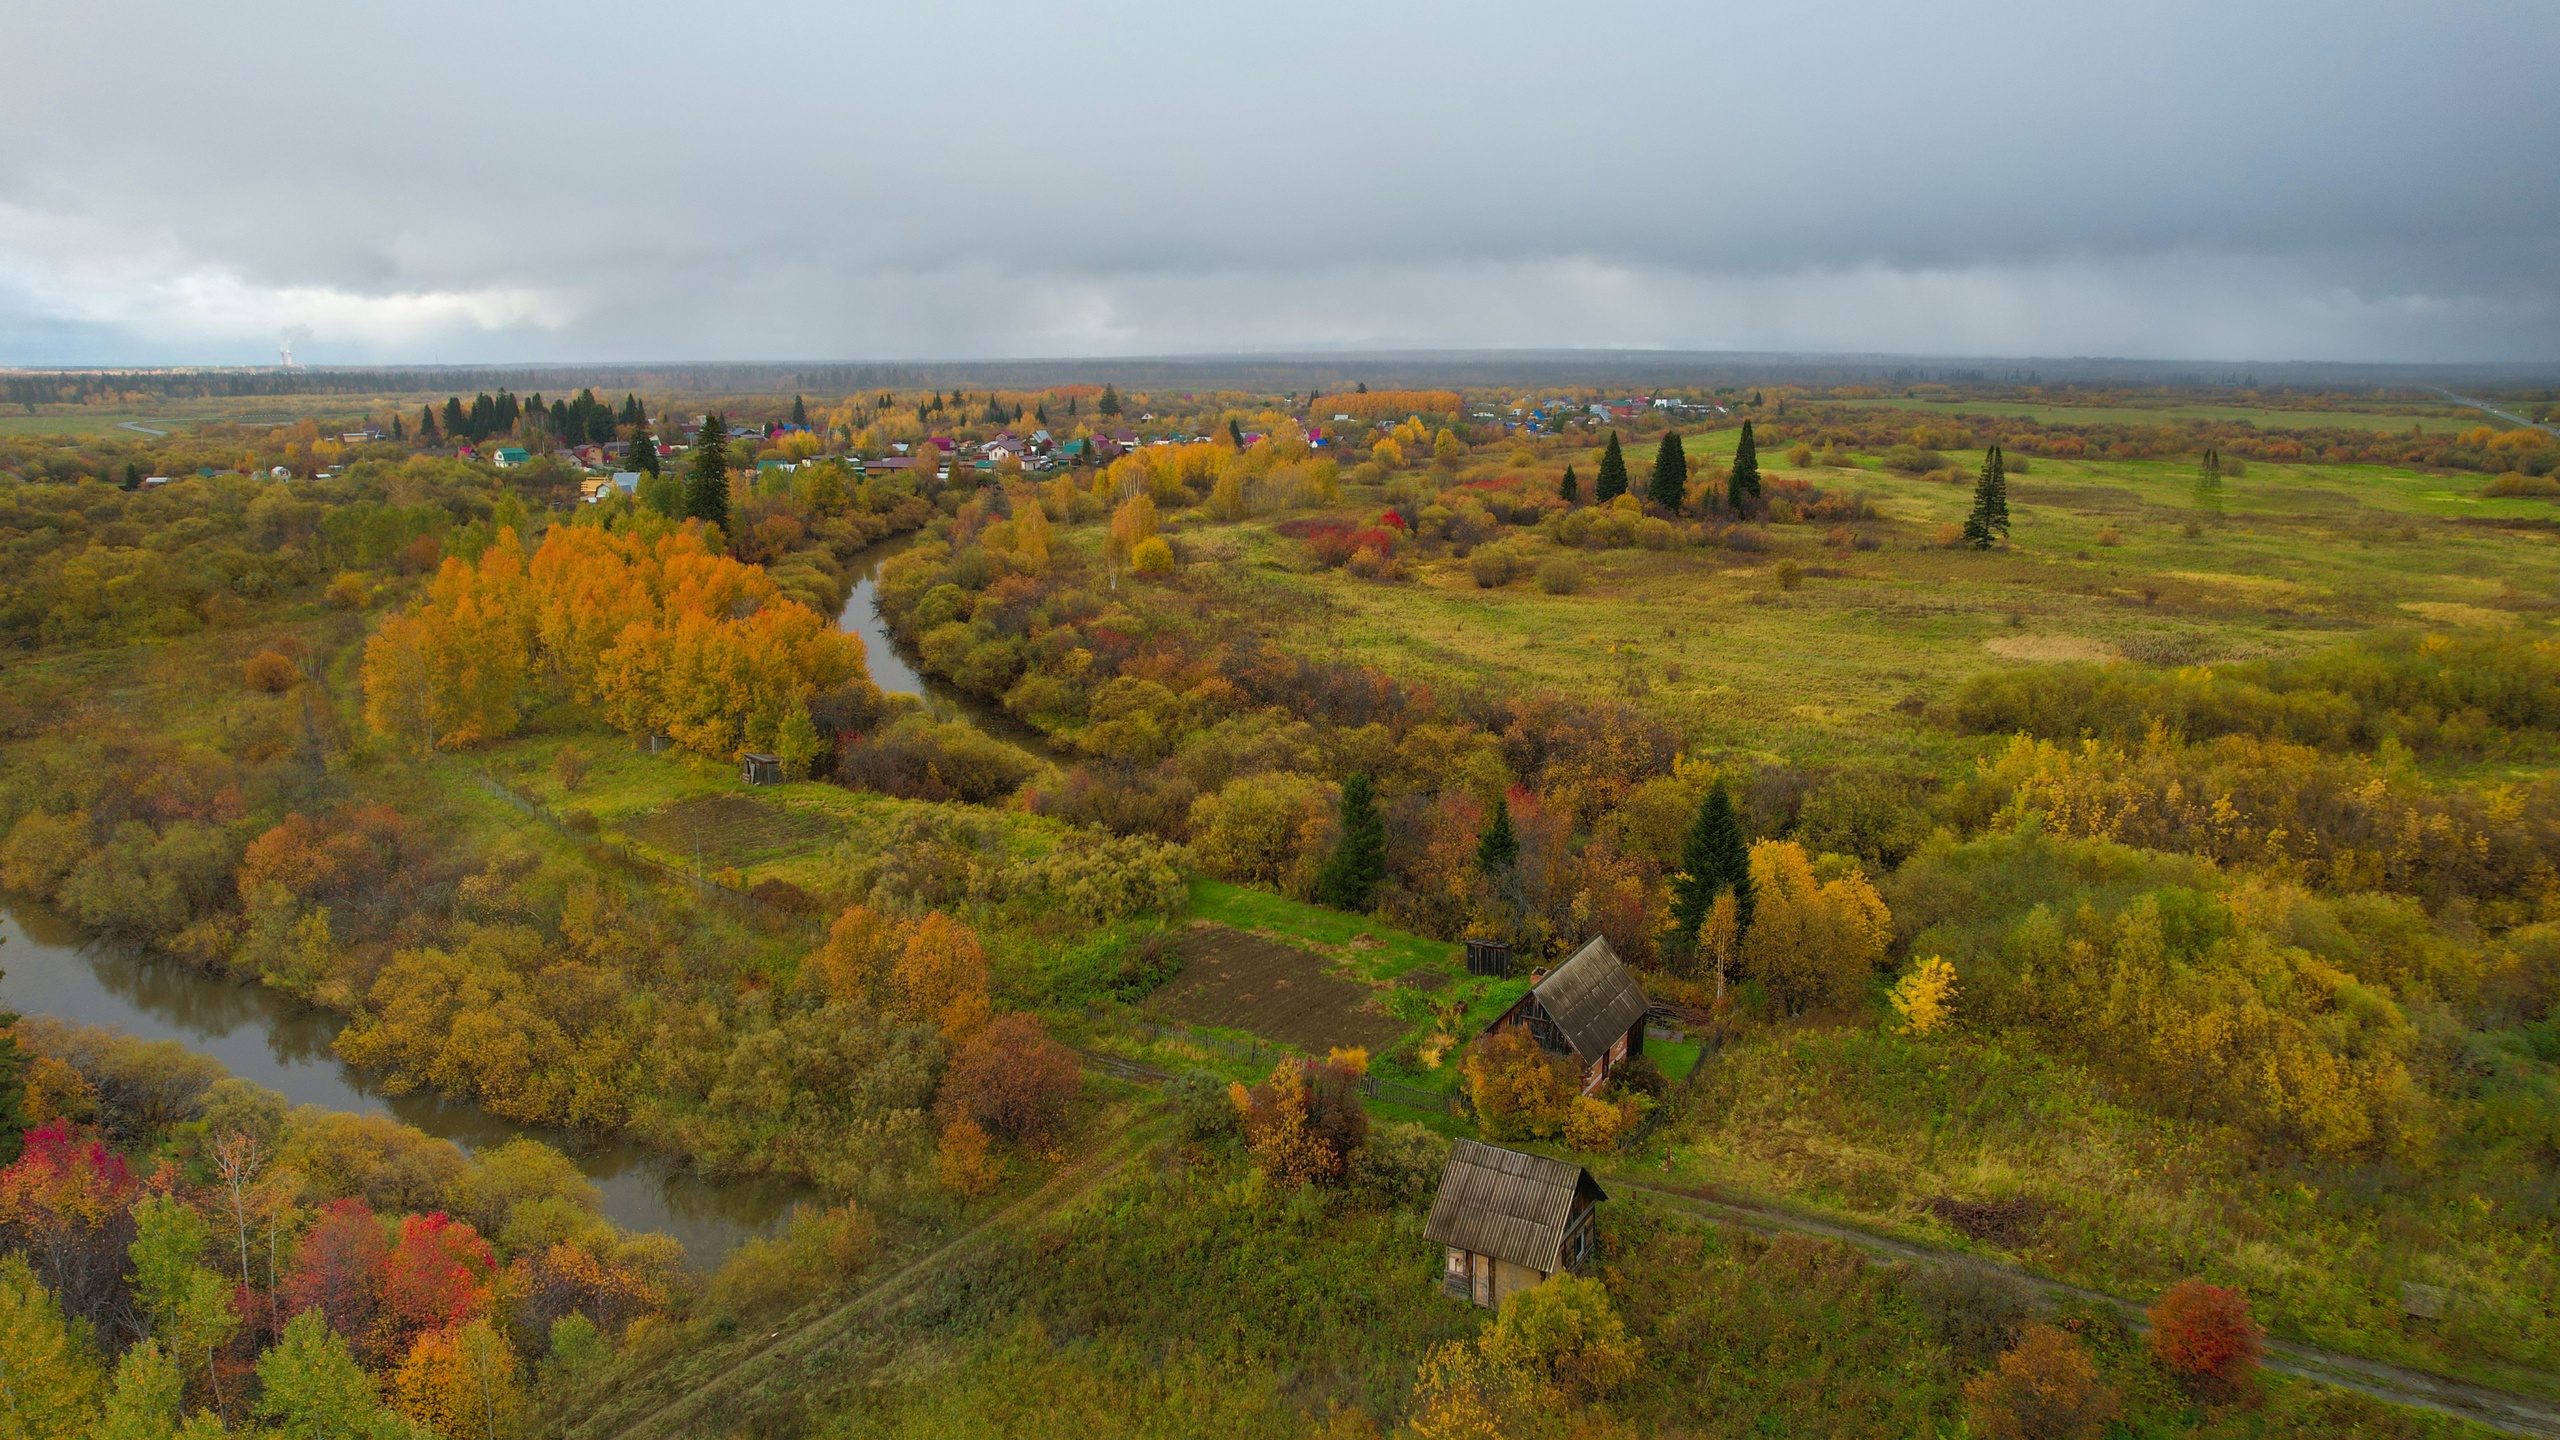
[
  {"left": 1739, "top": 840, "right": 1892, "bottom": 1013},
  {"left": 1889, "top": 956, "right": 1960, "bottom": 1035}
]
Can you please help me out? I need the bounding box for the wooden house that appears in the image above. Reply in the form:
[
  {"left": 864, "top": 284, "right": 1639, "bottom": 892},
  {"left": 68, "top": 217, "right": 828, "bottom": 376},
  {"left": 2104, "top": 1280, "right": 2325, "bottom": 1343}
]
[
  {"left": 1422, "top": 1139, "right": 1606, "bottom": 1308},
  {"left": 740, "top": 753, "right": 784, "bottom": 786},
  {"left": 1484, "top": 936, "right": 1648, "bottom": 1094}
]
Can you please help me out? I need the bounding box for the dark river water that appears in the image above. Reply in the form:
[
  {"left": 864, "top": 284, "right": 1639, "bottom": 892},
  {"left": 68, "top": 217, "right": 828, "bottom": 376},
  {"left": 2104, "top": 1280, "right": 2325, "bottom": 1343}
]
[
  {"left": 0, "top": 532, "right": 1030, "bottom": 1271},
  {"left": 0, "top": 902, "right": 805, "bottom": 1269}
]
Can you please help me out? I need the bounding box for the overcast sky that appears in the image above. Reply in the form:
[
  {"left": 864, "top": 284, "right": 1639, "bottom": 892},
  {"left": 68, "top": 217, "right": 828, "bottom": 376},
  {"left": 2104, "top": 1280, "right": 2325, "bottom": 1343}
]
[{"left": 3, "top": 0, "right": 2554, "bottom": 366}]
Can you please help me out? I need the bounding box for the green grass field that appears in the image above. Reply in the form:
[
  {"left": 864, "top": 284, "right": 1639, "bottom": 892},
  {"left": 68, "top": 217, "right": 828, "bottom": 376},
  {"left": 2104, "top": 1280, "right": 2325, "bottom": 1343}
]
[
  {"left": 1207, "top": 442, "right": 2560, "bottom": 774},
  {"left": 1845, "top": 394, "right": 2481, "bottom": 432}
]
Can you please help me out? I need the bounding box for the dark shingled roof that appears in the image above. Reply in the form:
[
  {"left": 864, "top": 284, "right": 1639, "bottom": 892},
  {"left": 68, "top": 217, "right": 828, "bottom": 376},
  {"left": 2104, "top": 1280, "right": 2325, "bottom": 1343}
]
[
  {"left": 1534, "top": 936, "right": 1649, "bottom": 1064},
  {"left": 1422, "top": 1140, "right": 1606, "bottom": 1273}
]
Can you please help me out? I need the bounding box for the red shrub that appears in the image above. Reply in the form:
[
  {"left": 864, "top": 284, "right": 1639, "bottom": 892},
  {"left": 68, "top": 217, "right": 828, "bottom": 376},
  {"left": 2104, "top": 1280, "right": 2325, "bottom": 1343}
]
[
  {"left": 938, "top": 1012, "right": 1081, "bottom": 1146},
  {"left": 2147, "top": 1279, "right": 2263, "bottom": 1383}
]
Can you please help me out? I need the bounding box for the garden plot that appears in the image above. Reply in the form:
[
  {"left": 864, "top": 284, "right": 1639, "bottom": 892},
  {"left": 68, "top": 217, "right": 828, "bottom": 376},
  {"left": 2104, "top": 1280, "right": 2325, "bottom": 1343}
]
[
  {"left": 1149, "top": 924, "right": 1409, "bottom": 1056},
  {"left": 620, "top": 795, "right": 838, "bottom": 870}
]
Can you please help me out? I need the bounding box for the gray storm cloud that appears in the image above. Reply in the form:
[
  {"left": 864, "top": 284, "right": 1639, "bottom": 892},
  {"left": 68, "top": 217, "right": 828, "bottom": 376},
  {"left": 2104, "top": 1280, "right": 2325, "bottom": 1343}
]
[{"left": 2, "top": 0, "right": 2553, "bottom": 364}]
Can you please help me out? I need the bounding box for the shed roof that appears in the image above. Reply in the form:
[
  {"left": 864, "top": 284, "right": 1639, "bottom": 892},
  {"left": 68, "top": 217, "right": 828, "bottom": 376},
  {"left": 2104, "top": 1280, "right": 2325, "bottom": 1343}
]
[
  {"left": 1421, "top": 1140, "right": 1605, "bottom": 1273},
  {"left": 1533, "top": 936, "right": 1649, "bottom": 1063}
]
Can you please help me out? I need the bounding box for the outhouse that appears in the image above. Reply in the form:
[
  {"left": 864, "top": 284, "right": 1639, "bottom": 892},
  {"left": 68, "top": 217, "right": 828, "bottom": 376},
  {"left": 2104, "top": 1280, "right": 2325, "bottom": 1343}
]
[{"left": 740, "top": 753, "right": 784, "bottom": 786}]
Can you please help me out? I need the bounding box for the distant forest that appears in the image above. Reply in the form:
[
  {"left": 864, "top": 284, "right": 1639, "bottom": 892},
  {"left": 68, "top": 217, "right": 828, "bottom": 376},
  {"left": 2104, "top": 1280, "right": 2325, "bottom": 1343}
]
[{"left": 11, "top": 353, "right": 2560, "bottom": 406}]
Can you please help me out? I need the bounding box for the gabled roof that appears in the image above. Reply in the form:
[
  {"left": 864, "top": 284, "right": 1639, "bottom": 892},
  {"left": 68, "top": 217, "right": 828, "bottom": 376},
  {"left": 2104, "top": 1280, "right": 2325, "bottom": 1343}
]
[
  {"left": 1533, "top": 936, "right": 1649, "bottom": 1063},
  {"left": 1422, "top": 1140, "right": 1605, "bottom": 1273}
]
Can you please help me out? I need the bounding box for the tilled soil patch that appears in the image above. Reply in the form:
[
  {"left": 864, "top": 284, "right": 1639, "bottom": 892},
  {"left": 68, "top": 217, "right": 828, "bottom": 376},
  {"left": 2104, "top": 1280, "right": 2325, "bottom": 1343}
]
[{"left": 1149, "top": 925, "right": 1408, "bottom": 1055}]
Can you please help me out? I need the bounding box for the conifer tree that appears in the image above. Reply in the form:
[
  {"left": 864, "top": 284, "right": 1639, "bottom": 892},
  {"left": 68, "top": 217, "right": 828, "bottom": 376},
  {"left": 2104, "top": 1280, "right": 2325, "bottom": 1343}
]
[
  {"left": 419, "top": 405, "right": 439, "bottom": 442},
  {"left": 630, "top": 420, "right": 659, "bottom": 476},
  {"left": 1963, "top": 444, "right": 2009, "bottom": 549},
  {"left": 1315, "top": 774, "right": 1387, "bottom": 912},
  {"left": 1475, "top": 794, "right": 1519, "bottom": 875},
  {"left": 389, "top": 413, "right": 404, "bottom": 442},
  {"left": 1649, "top": 431, "right": 1689, "bottom": 510},
  {"left": 684, "top": 413, "right": 731, "bottom": 537},
  {"left": 1229, "top": 417, "right": 1245, "bottom": 448},
  {"left": 1098, "top": 384, "right": 1122, "bottom": 416},
  {"left": 1672, "top": 787, "right": 1755, "bottom": 945},
  {"left": 442, "top": 397, "right": 466, "bottom": 441},
  {"left": 1728, "top": 420, "right": 1762, "bottom": 512},
  {"left": 1594, "top": 432, "right": 1629, "bottom": 502},
  {"left": 1559, "top": 466, "right": 1579, "bottom": 504},
  {"left": 792, "top": 395, "right": 808, "bottom": 427}
]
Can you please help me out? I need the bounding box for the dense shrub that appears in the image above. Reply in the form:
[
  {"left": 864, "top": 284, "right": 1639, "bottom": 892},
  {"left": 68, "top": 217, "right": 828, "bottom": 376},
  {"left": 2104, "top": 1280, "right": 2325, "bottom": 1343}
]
[
  {"left": 1537, "top": 557, "right": 1584, "bottom": 594},
  {"left": 2146, "top": 1278, "right": 2262, "bottom": 1385}
]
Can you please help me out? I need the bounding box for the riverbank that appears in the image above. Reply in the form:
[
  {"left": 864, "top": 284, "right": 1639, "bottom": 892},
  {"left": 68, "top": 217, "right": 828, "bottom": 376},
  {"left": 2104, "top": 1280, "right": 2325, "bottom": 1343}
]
[{"left": 0, "top": 897, "right": 801, "bottom": 1269}]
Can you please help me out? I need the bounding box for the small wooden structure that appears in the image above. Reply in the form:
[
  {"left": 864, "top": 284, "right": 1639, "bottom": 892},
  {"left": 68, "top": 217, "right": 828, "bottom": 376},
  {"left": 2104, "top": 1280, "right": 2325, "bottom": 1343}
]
[
  {"left": 1464, "top": 938, "right": 1512, "bottom": 978},
  {"left": 1423, "top": 1139, "right": 1606, "bottom": 1308},
  {"left": 1484, "top": 936, "right": 1648, "bottom": 1094},
  {"left": 740, "top": 753, "right": 784, "bottom": 786}
]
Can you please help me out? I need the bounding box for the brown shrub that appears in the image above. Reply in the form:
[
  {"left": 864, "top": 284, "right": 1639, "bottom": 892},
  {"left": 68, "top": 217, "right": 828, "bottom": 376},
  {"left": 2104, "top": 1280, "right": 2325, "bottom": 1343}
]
[
  {"left": 937, "top": 1012, "right": 1080, "bottom": 1147},
  {"left": 2147, "top": 1278, "right": 2263, "bottom": 1386},
  {"left": 1963, "top": 1323, "right": 2119, "bottom": 1440},
  {"left": 244, "top": 652, "right": 299, "bottom": 692}
]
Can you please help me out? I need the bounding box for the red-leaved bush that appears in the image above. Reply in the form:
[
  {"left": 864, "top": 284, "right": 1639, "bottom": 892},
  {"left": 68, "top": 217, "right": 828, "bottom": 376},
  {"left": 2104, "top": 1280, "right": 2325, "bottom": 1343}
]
[{"left": 2147, "top": 1279, "right": 2263, "bottom": 1383}]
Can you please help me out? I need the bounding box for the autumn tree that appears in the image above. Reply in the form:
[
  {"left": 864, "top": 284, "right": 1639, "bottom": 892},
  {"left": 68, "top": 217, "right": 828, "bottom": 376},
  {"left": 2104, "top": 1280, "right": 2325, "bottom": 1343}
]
[
  {"left": 1230, "top": 1055, "right": 1368, "bottom": 1186},
  {"left": 684, "top": 413, "right": 731, "bottom": 536},
  {"left": 1889, "top": 956, "right": 1959, "bottom": 1034},
  {"left": 1462, "top": 1029, "right": 1577, "bottom": 1142},
  {"left": 937, "top": 1012, "right": 1079, "bottom": 1147},
  {"left": 1648, "top": 431, "right": 1688, "bottom": 510},
  {"left": 0, "top": 1255, "right": 103, "bottom": 1438},
  {"left": 890, "top": 911, "right": 991, "bottom": 1039},
  {"left": 376, "top": 1213, "right": 494, "bottom": 1362},
  {"left": 1728, "top": 420, "right": 1761, "bottom": 511},
  {"left": 1963, "top": 1323, "right": 2118, "bottom": 1440},
  {"left": 283, "top": 1198, "right": 389, "bottom": 1361},
  {"left": 1314, "top": 773, "right": 1386, "bottom": 912},
  {"left": 1738, "top": 840, "right": 1891, "bottom": 1014},
  {"left": 1593, "top": 432, "right": 1628, "bottom": 502},
  {"left": 1964, "top": 444, "right": 2010, "bottom": 549},
  {"left": 391, "top": 1319, "right": 522, "bottom": 1440},
  {"left": 1480, "top": 1273, "right": 1641, "bottom": 1399}
]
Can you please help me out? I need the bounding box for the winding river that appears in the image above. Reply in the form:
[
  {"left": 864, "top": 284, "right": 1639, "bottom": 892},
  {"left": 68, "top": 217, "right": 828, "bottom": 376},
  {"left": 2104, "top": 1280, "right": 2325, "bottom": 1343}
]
[{"left": 0, "top": 533, "right": 1043, "bottom": 1270}]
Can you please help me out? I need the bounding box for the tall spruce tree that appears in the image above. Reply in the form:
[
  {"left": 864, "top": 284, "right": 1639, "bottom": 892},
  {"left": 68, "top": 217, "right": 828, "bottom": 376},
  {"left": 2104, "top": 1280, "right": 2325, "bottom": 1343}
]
[
  {"left": 2193, "top": 447, "right": 2225, "bottom": 516},
  {"left": 1727, "top": 420, "right": 1762, "bottom": 512},
  {"left": 1649, "top": 431, "right": 1689, "bottom": 510},
  {"left": 1962, "top": 444, "right": 2009, "bottom": 549},
  {"left": 1475, "top": 794, "right": 1519, "bottom": 875},
  {"left": 1559, "top": 465, "right": 1580, "bottom": 504},
  {"left": 1315, "top": 773, "right": 1387, "bottom": 912},
  {"left": 1098, "top": 384, "right": 1122, "bottom": 416},
  {"left": 630, "top": 420, "right": 659, "bottom": 476},
  {"left": 419, "top": 405, "right": 440, "bottom": 442},
  {"left": 685, "top": 413, "right": 732, "bottom": 537},
  {"left": 1671, "top": 787, "right": 1754, "bottom": 944},
  {"left": 791, "top": 395, "right": 808, "bottom": 427},
  {"left": 1594, "top": 431, "right": 1629, "bottom": 502}
]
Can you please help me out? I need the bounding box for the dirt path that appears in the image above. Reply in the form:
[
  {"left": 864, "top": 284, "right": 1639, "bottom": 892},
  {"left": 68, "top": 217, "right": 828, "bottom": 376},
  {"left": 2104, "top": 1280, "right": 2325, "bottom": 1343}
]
[
  {"left": 576, "top": 1109, "right": 1163, "bottom": 1440},
  {"left": 1601, "top": 1175, "right": 2560, "bottom": 1439}
]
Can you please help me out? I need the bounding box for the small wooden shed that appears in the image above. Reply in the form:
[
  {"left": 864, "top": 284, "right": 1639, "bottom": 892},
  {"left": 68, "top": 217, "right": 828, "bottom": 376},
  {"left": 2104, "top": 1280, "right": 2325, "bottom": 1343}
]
[
  {"left": 1485, "top": 935, "right": 1649, "bottom": 1094},
  {"left": 1423, "top": 1139, "right": 1607, "bottom": 1308},
  {"left": 740, "top": 753, "right": 784, "bottom": 786}
]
